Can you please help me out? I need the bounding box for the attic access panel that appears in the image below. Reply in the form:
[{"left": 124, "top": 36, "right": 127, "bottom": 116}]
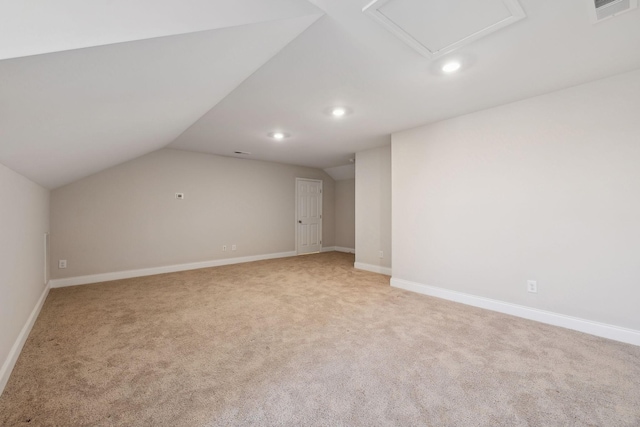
[{"left": 363, "top": 0, "right": 526, "bottom": 58}]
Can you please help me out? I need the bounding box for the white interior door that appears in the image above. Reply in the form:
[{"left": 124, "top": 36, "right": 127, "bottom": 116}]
[{"left": 296, "top": 178, "right": 322, "bottom": 255}]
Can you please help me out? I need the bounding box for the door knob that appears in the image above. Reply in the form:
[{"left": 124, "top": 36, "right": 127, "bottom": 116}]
[{"left": 298, "top": 220, "right": 302, "bottom": 223}]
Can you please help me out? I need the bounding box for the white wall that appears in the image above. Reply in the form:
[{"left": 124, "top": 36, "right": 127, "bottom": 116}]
[
  {"left": 50, "top": 149, "right": 335, "bottom": 279},
  {"left": 334, "top": 178, "right": 355, "bottom": 250},
  {"left": 392, "top": 69, "right": 640, "bottom": 331},
  {"left": 0, "top": 163, "right": 50, "bottom": 391},
  {"left": 355, "top": 145, "right": 391, "bottom": 274}
]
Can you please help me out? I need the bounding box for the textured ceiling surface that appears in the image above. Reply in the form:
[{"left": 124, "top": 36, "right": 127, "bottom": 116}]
[{"left": 1, "top": 0, "right": 639, "bottom": 188}]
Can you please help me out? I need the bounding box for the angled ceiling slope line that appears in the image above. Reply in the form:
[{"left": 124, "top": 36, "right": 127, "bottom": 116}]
[
  {"left": 167, "top": 0, "right": 640, "bottom": 173},
  {"left": 324, "top": 164, "right": 355, "bottom": 181},
  {"left": 362, "top": 0, "right": 526, "bottom": 58},
  {"left": 0, "top": 13, "right": 322, "bottom": 189},
  {"left": 0, "top": 0, "right": 322, "bottom": 60}
]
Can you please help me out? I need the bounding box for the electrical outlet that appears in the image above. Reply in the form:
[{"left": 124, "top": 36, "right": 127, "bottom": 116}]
[
  {"left": 527, "top": 280, "right": 537, "bottom": 293},
  {"left": 232, "top": 244, "right": 237, "bottom": 251},
  {"left": 222, "top": 245, "right": 227, "bottom": 251},
  {"left": 379, "top": 251, "right": 384, "bottom": 259},
  {"left": 175, "top": 193, "right": 184, "bottom": 200},
  {"left": 58, "top": 260, "right": 67, "bottom": 269}
]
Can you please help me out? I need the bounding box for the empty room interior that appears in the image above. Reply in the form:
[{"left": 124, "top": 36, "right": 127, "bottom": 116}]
[{"left": 1, "top": 0, "right": 640, "bottom": 425}]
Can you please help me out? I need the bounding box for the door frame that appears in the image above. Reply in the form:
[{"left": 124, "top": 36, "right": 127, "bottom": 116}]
[{"left": 295, "top": 178, "right": 323, "bottom": 255}]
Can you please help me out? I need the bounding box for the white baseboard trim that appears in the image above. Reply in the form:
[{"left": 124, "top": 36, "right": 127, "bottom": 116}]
[
  {"left": 391, "top": 278, "right": 640, "bottom": 347},
  {"left": 354, "top": 262, "right": 392, "bottom": 276},
  {"left": 321, "top": 246, "right": 355, "bottom": 254},
  {"left": 335, "top": 246, "right": 355, "bottom": 254},
  {"left": 1, "top": 282, "right": 50, "bottom": 395},
  {"left": 50, "top": 251, "right": 297, "bottom": 288}
]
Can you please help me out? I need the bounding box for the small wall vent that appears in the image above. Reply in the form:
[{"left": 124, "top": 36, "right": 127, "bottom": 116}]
[{"left": 590, "top": 0, "right": 637, "bottom": 22}]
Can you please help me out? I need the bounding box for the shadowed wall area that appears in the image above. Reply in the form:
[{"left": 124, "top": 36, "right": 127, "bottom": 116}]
[{"left": 1, "top": 252, "right": 639, "bottom": 426}]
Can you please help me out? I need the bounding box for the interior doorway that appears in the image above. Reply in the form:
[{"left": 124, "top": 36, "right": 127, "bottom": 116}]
[{"left": 295, "top": 178, "right": 323, "bottom": 255}]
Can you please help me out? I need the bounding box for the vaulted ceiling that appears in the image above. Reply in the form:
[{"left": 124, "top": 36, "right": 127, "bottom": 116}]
[{"left": 1, "top": 0, "right": 639, "bottom": 188}]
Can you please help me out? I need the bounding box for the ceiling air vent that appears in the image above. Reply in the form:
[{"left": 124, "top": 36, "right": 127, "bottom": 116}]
[{"left": 590, "top": 0, "right": 637, "bottom": 22}]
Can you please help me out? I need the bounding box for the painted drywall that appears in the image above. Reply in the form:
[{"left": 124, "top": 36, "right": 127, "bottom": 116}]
[
  {"left": 392, "top": 69, "right": 640, "bottom": 331},
  {"left": 355, "top": 145, "right": 391, "bottom": 272},
  {"left": 50, "top": 149, "right": 335, "bottom": 279},
  {"left": 334, "top": 178, "right": 355, "bottom": 249},
  {"left": 0, "top": 163, "right": 49, "bottom": 382}
]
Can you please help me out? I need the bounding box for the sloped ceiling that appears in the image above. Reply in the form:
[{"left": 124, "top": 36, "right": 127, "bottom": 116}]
[
  {"left": 324, "top": 164, "right": 355, "bottom": 181},
  {"left": 0, "top": 2, "right": 321, "bottom": 188},
  {"left": 0, "top": 0, "right": 320, "bottom": 60},
  {"left": 170, "top": 0, "right": 640, "bottom": 169},
  {"left": 1, "top": 0, "right": 640, "bottom": 189}
]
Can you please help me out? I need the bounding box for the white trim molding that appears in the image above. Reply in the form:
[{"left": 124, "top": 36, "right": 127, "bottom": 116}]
[
  {"left": 335, "top": 246, "right": 355, "bottom": 254},
  {"left": 1, "top": 282, "right": 50, "bottom": 395},
  {"left": 322, "top": 246, "right": 355, "bottom": 254},
  {"left": 391, "top": 278, "right": 640, "bottom": 347},
  {"left": 354, "top": 262, "right": 392, "bottom": 276},
  {"left": 50, "top": 251, "right": 297, "bottom": 288}
]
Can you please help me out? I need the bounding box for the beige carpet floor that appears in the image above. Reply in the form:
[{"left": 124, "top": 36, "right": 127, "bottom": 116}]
[{"left": 1, "top": 252, "right": 639, "bottom": 426}]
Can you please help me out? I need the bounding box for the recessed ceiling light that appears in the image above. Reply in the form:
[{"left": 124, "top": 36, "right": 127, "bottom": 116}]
[
  {"left": 332, "top": 107, "right": 347, "bottom": 117},
  {"left": 442, "top": 61, "right": 461, "bottom": 73},
  {"left": 325, "top": 106, "right": 353, "bottom": 118},
  {"left": 268, "top": 131, "right": 290, "bottom": 140}
]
